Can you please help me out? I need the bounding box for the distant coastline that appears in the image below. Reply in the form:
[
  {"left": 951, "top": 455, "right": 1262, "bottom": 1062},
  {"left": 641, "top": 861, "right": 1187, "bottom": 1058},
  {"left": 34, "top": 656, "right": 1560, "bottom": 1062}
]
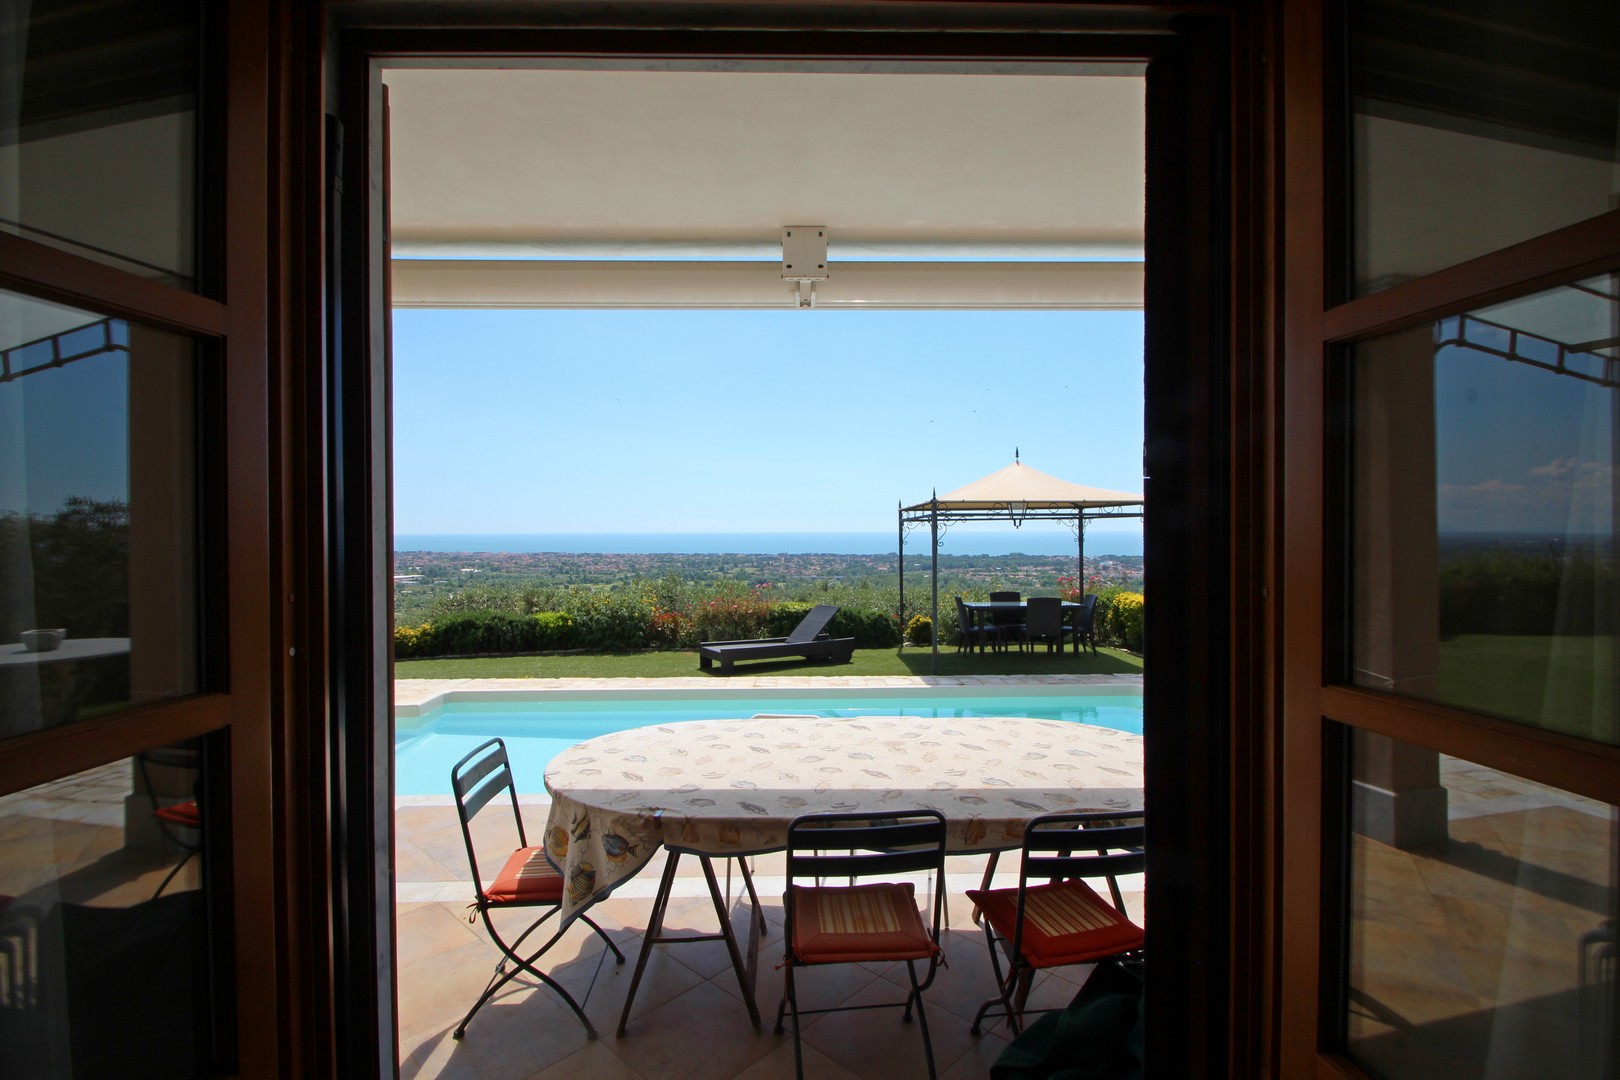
[{"left": 393, "top": 529, "right": 1146, "bottom": 558}]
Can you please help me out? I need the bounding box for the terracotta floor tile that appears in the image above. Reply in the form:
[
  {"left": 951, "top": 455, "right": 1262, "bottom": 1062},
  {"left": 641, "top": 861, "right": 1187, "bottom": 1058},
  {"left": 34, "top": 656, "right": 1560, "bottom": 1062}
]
[{"left": 600, "top": 980, "right": 781, "bottom": 1079}]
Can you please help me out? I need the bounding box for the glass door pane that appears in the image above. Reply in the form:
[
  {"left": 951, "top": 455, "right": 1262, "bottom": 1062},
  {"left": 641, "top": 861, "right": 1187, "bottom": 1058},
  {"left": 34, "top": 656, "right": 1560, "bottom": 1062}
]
[
  {"left": 0, "top": 0, "right": 201, "bottom": 289},
  {"left": 1349, "top": 272, "right": 1619, "bottom": 742},
  {"left": 0, "top": 737, "right": 229, "bottom": 1077},
  {"left": 1349, "top": 2, "right": 1620, "bottom": 295},
  {"left": 1345, "top": 729, "right": 1617, "bottom": 1079},
  {"left": 0, "top": 288, "right": 207, "bottom": 739}
]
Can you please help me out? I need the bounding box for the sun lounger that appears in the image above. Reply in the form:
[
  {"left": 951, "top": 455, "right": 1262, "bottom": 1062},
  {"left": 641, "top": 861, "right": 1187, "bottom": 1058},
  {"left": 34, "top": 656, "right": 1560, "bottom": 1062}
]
[{"left": 698, "top": 604, "right": 856, "bottom": 673}]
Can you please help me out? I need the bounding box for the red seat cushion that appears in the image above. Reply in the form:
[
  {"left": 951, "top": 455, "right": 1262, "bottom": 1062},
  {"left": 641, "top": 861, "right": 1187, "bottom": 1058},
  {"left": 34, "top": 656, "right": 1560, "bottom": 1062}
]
[
  {"left": 154, "top": 799, "right": 201, "bottom": 828},
  {"left": 966, "top": 879, "right": 1143, "bottom": 968},
  {"left": 485, "top": 845, "right": 565, "bottom": 904},
  {"left": 789, "top": 882, "right": 939, "bottom": 965}
]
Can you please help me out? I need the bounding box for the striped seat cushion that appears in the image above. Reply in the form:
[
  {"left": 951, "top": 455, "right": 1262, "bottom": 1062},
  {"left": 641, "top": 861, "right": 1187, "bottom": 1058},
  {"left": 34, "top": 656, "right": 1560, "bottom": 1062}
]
[
  {"left": 966, "top": 879, "right": 1143, "bottom": 968},
  {"left": 789, "top": 882, "right": 938, "bottom": 964},
  {"left": 485, "top": 845, "right": 565, "bottom": 904}
]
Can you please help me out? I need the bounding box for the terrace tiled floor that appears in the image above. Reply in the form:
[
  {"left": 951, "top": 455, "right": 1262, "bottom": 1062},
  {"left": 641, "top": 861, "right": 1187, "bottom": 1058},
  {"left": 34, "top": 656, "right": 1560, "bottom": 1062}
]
[{"left": 396, "top": 675, "right": 1143, "bottom": 1080}]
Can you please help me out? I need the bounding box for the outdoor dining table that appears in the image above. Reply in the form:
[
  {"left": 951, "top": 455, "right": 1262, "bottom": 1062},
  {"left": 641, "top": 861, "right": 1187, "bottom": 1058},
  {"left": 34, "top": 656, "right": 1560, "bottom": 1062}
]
[
  {"left": 962, "top": 599, "right": 1088, "bottom": 653},
  {"left": 541, "top": 714, "right": 1144, "bottom": 1033}
]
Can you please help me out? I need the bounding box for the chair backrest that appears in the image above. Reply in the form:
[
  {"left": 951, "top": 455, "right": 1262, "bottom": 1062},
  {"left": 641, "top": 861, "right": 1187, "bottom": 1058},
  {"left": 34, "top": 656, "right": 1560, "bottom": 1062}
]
[
  {"left": 1024, "top": 596, "right": 1064, "bottom": 636},
  {"left": 1077, "top": 594, "right": 1097, "bottom": 629},
  {"left": 987, "top": 591, "right": 1024, "bottom": 627},
  {"left": 1019, "top": 810, "right": 1145, "bottom": 913},
  {"left": 785, "top": 809, "right": 949, "bottom": 932},
  {"left": 136, "top": 744, "right": 201, "bottom": 824},
  {"left": 785, "top": 604, "right": 840, "bottom": 644},
  {"left": 451, "top": 737, "right": 526, "bottom": 891}
]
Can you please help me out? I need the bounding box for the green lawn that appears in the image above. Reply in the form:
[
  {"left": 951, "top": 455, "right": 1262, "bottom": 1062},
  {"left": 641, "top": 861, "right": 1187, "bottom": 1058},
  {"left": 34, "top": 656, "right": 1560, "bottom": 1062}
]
[
  {"left": 1438, "top": 634, "right": 1615, "bottom": 741},
  {"left": 394, "top": 645, "right": 1143, "bottom": 680}
]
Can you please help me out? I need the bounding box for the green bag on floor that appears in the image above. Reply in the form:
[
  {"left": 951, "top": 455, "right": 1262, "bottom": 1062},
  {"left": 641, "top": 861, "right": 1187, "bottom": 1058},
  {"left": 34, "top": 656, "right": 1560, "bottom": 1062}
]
[{"left": 990, "top": 959, "right": 1145, "bottom": 1080}]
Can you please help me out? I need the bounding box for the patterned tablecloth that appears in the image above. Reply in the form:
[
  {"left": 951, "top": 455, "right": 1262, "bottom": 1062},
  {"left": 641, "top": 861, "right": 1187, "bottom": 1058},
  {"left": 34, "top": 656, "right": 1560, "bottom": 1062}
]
[{"left": 542, "top": 715, "right": 1144, "bottom": 922}]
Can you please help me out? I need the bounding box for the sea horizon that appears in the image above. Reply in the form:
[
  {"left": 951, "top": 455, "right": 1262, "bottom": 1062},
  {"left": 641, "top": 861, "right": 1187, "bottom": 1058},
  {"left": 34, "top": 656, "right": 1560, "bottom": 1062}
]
[{"left": 393, "top": 529, "right": 1146, "bottom": 558}]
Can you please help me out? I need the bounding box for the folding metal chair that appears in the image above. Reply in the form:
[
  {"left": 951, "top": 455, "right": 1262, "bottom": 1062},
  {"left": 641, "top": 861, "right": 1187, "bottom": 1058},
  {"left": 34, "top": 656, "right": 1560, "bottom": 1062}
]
[
  {"left": 136, "top": 747, "right": 202, "bottom": 900},
  {"left": 774, "top": 809, "right": 948, "bottom": 1080},
  {"left": 966, "top": 810, "right": 1145, "bottom": 1034},
  {"left": 450, "top": 737, "right": 625, "bottom": 1040}
]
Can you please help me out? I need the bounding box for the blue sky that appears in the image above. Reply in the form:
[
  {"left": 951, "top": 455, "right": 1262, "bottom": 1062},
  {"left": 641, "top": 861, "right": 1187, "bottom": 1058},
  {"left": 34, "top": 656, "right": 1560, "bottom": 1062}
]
[
  {"left": 391, "top": 308, "right": 1147, "bottom": 542},
  {"left": 1434, "top": 343, "right": 1615, "bottom": 535},
  {"left": 0, "top": 352, "right": 129, "bottom": 516}
]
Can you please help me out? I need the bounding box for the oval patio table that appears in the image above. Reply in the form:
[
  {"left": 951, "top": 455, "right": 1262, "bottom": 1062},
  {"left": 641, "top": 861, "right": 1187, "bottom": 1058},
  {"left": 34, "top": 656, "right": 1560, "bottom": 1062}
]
[{"left": 542, "top": 714, "right": 1144, "bottom": 1035}]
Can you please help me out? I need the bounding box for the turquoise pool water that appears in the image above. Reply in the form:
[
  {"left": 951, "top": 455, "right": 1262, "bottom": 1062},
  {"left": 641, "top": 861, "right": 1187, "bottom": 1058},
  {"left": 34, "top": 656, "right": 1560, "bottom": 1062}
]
[{"left": 394, "top": 689, "right": 1143, "bottom": 796}]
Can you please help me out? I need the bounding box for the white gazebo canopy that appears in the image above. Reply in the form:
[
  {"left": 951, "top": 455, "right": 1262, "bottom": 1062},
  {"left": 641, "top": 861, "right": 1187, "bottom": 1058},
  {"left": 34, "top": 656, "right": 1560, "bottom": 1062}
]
[
  {"left": 898, "top": 454, "right": 1143, "bottom": 672},
  {"left": 903, "top": 457, "right": 1143, "bottom": 513}
]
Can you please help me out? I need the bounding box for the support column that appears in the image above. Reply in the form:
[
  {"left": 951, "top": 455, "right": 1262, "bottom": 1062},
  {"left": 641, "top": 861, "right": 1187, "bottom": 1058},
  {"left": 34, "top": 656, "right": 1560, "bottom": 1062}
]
[
  {"left": 1352, "top": 326, "right": 1446, "bottom": 848},
  {"left": 897, "top": 504, "right": 905, "bottom": 627},
  {"left": 929, "top": 495, "right": 939, "bottom": 676}
]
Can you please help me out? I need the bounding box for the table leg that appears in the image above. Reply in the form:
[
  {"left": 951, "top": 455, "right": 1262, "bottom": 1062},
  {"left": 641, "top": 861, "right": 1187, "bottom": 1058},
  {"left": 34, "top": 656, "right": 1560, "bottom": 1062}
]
[
  {"left": 616, "top": 851, "right": 763, "bottom": 1037},
  {"left": 617, "top": 852, "right": 682, "bottom": 1037},
  {"left": 730, "top": 856, "right": 767, "bottom": 998},
  {"left": 701, "top": 855, "right": 763, "bottom": 1029}
]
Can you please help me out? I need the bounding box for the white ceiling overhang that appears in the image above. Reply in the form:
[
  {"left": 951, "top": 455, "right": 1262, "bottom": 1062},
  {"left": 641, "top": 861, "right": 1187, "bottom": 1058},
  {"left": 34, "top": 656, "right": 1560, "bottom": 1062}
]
[{"left": 384, "top": 65, "right": 1146, "bottom": 310}]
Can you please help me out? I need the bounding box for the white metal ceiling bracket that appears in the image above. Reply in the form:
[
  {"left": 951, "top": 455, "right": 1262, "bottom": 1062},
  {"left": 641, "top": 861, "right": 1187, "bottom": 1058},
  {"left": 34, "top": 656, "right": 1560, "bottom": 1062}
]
[{"left": 781, "top": 226, "right": 829, "bottom": 309}]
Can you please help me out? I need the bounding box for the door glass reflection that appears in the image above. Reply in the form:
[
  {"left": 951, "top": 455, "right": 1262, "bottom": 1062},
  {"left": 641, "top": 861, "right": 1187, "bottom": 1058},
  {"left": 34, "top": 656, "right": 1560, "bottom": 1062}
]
[
  {"left": 0, "top": 740, "right": 224, "bottom": 1077},
  {"left": 0, "top": 289, "right": 203, "bottom": 741},
  {"left": 1350, "top": 273, "right": 1619, "bottom": 743}
]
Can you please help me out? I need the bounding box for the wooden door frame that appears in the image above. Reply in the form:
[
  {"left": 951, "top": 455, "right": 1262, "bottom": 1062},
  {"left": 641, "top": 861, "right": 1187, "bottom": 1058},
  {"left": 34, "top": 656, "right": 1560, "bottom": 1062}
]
[
  {"left": 322, "top": 6, "right": 1273, "bottom": 1077},
  {"left": 1274, "top": 2, "right": 1620, "bottom": 1075},
  {"left": 0, "top": 1, "right": 296, "bottom": 1074}
]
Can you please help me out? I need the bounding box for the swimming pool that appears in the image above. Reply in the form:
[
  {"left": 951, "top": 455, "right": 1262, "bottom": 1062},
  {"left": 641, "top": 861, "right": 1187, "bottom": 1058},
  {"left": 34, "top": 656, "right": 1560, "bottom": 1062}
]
[{"left": 394, "top": 686, "right": 1143, "bottom": 796}]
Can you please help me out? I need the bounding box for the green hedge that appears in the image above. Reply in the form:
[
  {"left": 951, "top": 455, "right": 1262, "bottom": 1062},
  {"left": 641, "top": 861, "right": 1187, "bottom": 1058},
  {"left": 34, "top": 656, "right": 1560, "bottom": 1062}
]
[
  {"left": 394, "top": 596, "right": 901, "bottom": 657},
  {"left": 1439, "top": 553, "right": 1617, "bottom": 637}
]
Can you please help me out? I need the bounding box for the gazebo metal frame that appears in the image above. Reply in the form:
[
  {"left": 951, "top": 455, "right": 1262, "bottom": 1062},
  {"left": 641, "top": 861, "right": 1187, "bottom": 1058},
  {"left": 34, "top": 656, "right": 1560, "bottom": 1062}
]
[{"left": 898, "top": 460, "right": 1143, "bottom": 674}]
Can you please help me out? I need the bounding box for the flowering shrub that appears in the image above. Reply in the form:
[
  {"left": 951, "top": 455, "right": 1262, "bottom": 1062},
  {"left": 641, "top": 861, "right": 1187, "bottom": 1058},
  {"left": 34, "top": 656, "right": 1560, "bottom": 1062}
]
[
  {"left": 394, "top": 622, "right": 431, "bottom": 659},
  {"left": 904, "top": 614, "right": 933, "bottom": 646},
  {"left": 532, "top": 611, "right": 574, "bottom": 649},
  {"left": 1107, "top": 592, "right": 1145, "bottom": 652},
  {"left": 647, "top": 608, "right": 686, "bottom": 648},
  {"left": 690, "top": 592, "right": 772, "bottom": 644}
]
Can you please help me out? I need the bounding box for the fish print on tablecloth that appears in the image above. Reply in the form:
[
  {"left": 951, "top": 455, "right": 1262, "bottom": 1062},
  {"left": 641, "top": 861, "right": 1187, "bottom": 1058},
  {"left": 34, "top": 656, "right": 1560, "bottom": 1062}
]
[
  {"left": 568, "top": 861, "right": 597, "bottom": 905},
  {"left": 963, "top": 816, "right": 987, "bottom": 847},
  {"left": 571, "top": 814, "right": 592, "bottom": 842},
  {"left": 548, "top": 824, "right": 570, "bottom": 859},
  {"left": 602, "top": 833, "right": 640, "bottom": 862}
]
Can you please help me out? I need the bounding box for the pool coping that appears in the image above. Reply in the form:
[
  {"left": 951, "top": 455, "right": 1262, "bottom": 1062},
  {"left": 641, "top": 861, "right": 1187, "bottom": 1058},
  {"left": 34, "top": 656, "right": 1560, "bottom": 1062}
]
[{"left": 393, "top": 672, "right": 1143, "bottom": 717}]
